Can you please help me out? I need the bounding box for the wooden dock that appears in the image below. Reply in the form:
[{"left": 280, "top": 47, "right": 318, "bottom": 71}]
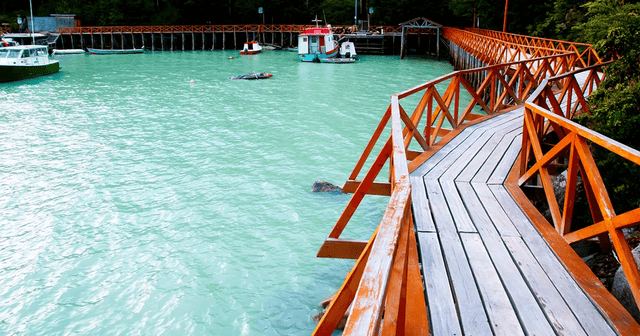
[
  {"left": 52, "top": 24, "right": 439, "bottom": 54},
  {"left": 313, "top": 27, "right": 640, "bottom": 335},
  {"left": 411, "top": 107, "right": 617, "bottom": 335}
]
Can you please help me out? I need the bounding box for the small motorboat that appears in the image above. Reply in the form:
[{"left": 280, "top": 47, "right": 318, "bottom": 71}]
[
  {"left": 87, "top": 48, "right": 144, "bottom": 55},
  {"left": 229, "top": 72, "right": 273, "bottom": 80},
  {"left": 240, "top": 41, "right": 262, "bottom": 55},
  {"left": 53, "top": 49, "right": 85, "bottom": 55}
]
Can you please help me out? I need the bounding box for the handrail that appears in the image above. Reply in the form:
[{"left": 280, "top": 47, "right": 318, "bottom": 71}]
[
  {"left": 314, "top": 49, "right": 588, "bottom": 334},
  {"left": 443, "top": 27, "right": 583, "bottom": 66},
  {"left": 56, "top": 24, "right": 429, "bottom": 35},
  {"left": 468, "top": 28, "right": 603, "bottom": 67},
  {"left": 519, "top": 62, "right": 640, "bottom": 311}
]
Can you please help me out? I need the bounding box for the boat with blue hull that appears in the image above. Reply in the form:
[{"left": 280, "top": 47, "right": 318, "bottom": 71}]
[{"left": 297, "top": 27, "right": 339, "bottom": 62}]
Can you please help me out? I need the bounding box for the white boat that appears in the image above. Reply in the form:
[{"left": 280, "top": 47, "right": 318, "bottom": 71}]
[
  {"left": 240, "top": 41, "right": 262, "bottom": 55},
  {"left": 53, "top": 49, "right": 85, "bottom": 55},
  {"left": 319, "top": 57, "right": 356, "bottom": 64},
  {"left": 339, "top": 42, "right": 357, "bottom": 58},
  {"left": 0, "top": 45, "right": 60, "bottom": 82}
]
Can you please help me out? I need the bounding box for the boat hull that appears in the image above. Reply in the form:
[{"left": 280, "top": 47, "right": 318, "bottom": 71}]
[
  {"left": 53, "top": 49, "right": 85, "bottom": 55},
  {"left": 0, "top": 62, "right": 60, "bottom": 83},
  {"left": 88, "top": 48, "right": 144, "bottom": 55},
  {"left": 319, "top": 57, "right": 356, "bottom": 64},
  {"left": 298, "top": 46, "right": 339, "bottom": 62}
]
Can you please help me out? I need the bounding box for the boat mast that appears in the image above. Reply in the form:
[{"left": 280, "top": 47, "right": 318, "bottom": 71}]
[{"left": 29, "top": 0, "right": 35, "bottom": 45}]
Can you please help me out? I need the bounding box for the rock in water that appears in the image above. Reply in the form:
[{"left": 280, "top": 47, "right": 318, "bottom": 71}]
[
  {"left": 312, "top": 180, "right": 343, "bottom": 194},
  {"left": 611, "top": 245, "right": 640, "bottom": 323}
]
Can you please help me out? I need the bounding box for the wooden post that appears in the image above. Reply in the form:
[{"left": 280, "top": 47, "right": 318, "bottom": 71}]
[
  {"left": 212, "top": 32, "right": 216, "bottom": 51},
  {"left": 171, "top": 33, "right": 174, "bottom": 51},
  {"left": 437, "top": 26, "right": 440, "bottom": 60},
  {"left": 201, "top": 32, "right": 204, "bottom": 50},
  {"left": 192, "top": 32, "right": 195, "bottom": 51},
  {"left": 223, "top": 32, "right": 226, "bottom": 50},
  {"left": 234, "top": 31, "right": 237, "bottom": 49},
  {"left": 503, "top": 0, "right": 510, "bottom": 32},
  {"left": 182, "top": 32, "right": 185, "bottom": 51},
  {"left": 400, "top": 26, "right": 406, "bottom": 59}
]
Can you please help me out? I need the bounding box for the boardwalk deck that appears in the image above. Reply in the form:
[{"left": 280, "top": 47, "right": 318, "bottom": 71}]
[{"left": 410, "top": 105, "right": 621, "bottom": 335}]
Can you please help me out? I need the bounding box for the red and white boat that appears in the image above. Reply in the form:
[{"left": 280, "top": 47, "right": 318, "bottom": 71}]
[
  {"left": 240, "top": 41, "right": 262, "bottom": 55},
  {"left": 297, "top": 27, "right": 339, "bottom": 62}
]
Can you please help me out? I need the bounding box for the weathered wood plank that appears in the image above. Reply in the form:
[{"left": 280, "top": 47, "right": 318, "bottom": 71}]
[
  {"left": 460, "top": 233, "right": 525, "bottom": 336},
  {"left": 490, "top": 185, "right": 618, "bottom": 336},
  {"left": 458, "top": 122, "right": 523, "bottom": 183},
  {"left": 410, "top": 175, "right": 435, "bottom": 232},
  {"left": 438, "top": 129, "right": 497, "bottom": 181},
  {"left": 411, "top": 126, "right": 475, "bottom": 177},
  {"left": 440, "top": 180, "right": 477, "bottom": 232},
  {"left": 487, "top": 134, "right": 523, "bottom": 185},
  {"left": 415, "top": 110, "right": 520, "bottom": 178},
  {"left": 471, "top": 182, "right": 521, "bottom": 237},
  {"left": 503, "top": 236, "right": 589, "bottom": 336},
  {"left": 416, "top": 232, "right": 462, "bottom": 336},
  {"left": 467, "top": 127, "right": 522, "bottom": 184},
  {"left": 424, "top": 179, "right": 492, "bottom": 334},
  {"left": 425, "top": 112, "right": 523, "bottom": 180},
  {"left": 455, "top": 182, "right": 556, "bottom": 336}
]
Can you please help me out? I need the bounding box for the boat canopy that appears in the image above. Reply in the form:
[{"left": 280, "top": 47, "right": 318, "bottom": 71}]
[
  {"left": 0, "top": 45, "right": 51, "bottom": 65},
  {"left": 301, "top": 28, "right": 332, "bottom": 35}
]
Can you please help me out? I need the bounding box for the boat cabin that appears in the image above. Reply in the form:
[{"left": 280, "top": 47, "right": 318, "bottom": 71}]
[
  {"left": 0, "top": 45, "right": 50, "bottom": 65},
  {"left": 298, "top": 28, "right": 338, "bottom": 60}
]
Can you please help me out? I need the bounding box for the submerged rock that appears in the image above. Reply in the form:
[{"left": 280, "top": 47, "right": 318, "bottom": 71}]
[
  {"left": 312, "top": 292, "right": 349, "bottom": 329},
  {"left": 312, "top": 180, "right": 343, "bottom": 194}
]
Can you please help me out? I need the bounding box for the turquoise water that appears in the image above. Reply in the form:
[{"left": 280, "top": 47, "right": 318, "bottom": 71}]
[{"left": 0, "top": 51, "right": 453, "bottom": 335}]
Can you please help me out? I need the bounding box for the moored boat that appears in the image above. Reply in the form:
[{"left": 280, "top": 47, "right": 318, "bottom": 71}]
[
  {"left": 240, "top": 41, "right": 262, "bottom": 55},
  {"left": 229, "top": 72, "right": 273, "bottom": 80},
  {"left": 297, "top": 27, "right": 339, "bottom": 62},
  {"left": 87, "top": 48, "right": 144, "bottom": 55},
  {"left": 53, "top": 49, "right": 85, "bottom": 55},
  {"left": 319, "top": 57, "right": 356, "bottom": 64},
  {"left": 0, "top": 45, "right": 59, "bottom": 82}
]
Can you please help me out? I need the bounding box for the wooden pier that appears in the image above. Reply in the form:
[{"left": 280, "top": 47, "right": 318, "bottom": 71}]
[
  {"left": 52, "top": 24, "right": 441, "bottom": 55},
  {"left": 313, "top": 27, "right": 640, "bottom": 335}
]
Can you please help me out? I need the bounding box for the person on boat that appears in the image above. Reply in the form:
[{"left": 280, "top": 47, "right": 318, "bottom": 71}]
[{"left": 17, "top": 14, "right": 28, "bottom": 33}]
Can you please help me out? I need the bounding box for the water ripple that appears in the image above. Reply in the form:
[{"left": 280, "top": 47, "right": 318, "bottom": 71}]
[{"left": 0, "top": 51, "right": 452, "bottom": 335}]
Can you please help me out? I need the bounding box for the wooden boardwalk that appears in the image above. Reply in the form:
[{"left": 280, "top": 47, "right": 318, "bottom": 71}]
[
  {"left": 411, "top": 108, "right": 619, "bottom": 335},
  {"left": 313, "top": 29, "right": 640, "bottom": 335}
]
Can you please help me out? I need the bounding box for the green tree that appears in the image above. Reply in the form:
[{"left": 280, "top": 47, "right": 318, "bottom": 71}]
[{"left": 575, "top": 0, "right": 640, "bottom": 214}]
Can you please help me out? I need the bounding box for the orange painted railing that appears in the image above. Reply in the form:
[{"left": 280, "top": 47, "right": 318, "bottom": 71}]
[
  {"left": 313, "top": 96, "right": 429, "bottom": 335},
  {"left": 468, "top": 28, "right": 602, "bottom": 67},
  {"left": 57, "top": 24, "right": 428, "bottom": 35},
  {"left": 314, "top": 51, "right": 585, "bottom": 335},
  {"left": 444, "top": 27, "right": 585, "bottom": 66},
  {"left": 518, "top": 62, "right": 640, "bottom": 310}
]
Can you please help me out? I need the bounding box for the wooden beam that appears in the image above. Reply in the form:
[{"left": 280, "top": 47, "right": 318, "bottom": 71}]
[{"left": 317, "top": 238, "right": 369, "bottom": 259}]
